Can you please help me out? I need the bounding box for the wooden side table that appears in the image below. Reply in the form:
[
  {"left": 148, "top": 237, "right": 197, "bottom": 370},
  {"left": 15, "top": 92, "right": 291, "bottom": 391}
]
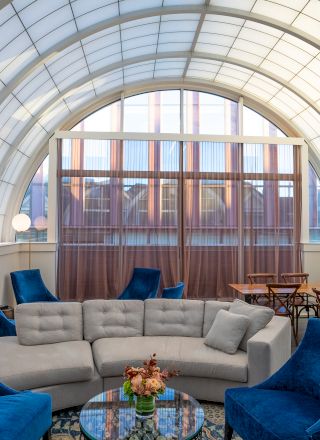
[{"left": 0, "top": 305, "right": 14, "bottom": 320}]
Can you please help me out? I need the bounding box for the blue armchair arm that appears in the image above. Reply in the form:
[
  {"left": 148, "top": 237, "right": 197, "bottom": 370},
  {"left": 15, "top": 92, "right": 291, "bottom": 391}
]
[
  {"left": 307, "top": 419, "right": 320, "bottom": 439},
  {"left": 0, "top": 383, "right": 18, "bottom": 396}
]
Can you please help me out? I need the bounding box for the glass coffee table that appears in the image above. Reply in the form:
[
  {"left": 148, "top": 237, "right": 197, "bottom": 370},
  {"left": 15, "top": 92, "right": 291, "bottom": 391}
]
[{"left": 80, "top": 387, "right": 204, "bottom": 440}]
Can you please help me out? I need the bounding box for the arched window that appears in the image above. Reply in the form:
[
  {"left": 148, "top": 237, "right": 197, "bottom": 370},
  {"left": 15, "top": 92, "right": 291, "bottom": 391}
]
[{"left": 17, "top": 156, "right": 48, "bottom": 242}]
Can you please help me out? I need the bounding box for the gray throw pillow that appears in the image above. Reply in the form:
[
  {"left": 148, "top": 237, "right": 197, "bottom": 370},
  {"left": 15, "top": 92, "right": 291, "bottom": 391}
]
[
  {"left": 229, "top": 299, "right": 274, "bottom": 351},
  {"left": 204, "top": 309, "right": 250, "bottom": 354}
]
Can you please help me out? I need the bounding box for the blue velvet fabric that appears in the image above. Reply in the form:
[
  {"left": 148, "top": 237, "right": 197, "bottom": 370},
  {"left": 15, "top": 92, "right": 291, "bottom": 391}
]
[
  {"left": 225, "top": 318, "right": 320, "bottom": 440},
  {"left": 161, "top": 282, "right": 184, "bottom": 299},
  {"left": 0, "top": 383, "right": 52, "bottom": 440},
  {"left": 10, "top": 269, "right": 60, "bottom": 304},
  {"left": 0, "top": 311, "right": 16, "bottom": 337},
  {"left": 117, "top": 268, "right": 161, "bottom": 300}
]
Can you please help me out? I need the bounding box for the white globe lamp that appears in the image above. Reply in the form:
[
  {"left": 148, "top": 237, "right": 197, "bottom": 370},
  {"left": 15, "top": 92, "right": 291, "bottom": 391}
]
[{"left": 12, "top": 213, "right": 31, "bottom": 232}]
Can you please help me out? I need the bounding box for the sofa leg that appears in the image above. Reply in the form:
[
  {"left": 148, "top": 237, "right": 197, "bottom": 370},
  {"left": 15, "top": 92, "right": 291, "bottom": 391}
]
[{"left": 224, "top": 420, "right": 233, "bottom": 440}]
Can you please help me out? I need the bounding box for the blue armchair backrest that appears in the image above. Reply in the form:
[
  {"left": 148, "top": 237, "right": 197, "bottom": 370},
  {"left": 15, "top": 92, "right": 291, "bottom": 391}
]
[
  {"left": 119, "top": 268, "right": 161, "bottom": 300},
  {"left": 10, "top": 269, "right": 59, "bottom": 304},
  {"left": 256, "top": 318, "right": 320, "bottom": 400},
  {"left": 162, "top": 282, "right": 185, "bottom": 299}
]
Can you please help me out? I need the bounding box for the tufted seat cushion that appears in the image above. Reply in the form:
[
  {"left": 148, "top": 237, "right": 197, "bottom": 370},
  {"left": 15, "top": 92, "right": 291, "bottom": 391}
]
[
  {"left": 15, "top": 302, "right": 83, "bottom": 345},
  {"left": 144, "top": 299, "right": 204, "bottom": 337},
  {"left": 0, "top": 337, "right": 94, "bottom": 390},
  {"left": 83, "top": 300, "right": 144, "bottom": 342},
  {"left": 92, "top": 336, "right": 248, "bottom": 382}
]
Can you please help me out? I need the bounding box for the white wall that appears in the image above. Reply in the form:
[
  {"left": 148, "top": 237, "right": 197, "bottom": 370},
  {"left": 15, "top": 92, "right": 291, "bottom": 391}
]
[
  {"left": 0, "top": 243, "right": 56, "bottom": 306},
  {"left": 302, "top": 243, "right": 320, "bottom": 282}
]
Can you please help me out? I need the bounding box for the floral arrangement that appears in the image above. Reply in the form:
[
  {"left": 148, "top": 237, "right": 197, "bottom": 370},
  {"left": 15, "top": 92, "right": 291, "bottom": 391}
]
[{"left": 123, "top": 353, "right": 177, "bottom": 403}]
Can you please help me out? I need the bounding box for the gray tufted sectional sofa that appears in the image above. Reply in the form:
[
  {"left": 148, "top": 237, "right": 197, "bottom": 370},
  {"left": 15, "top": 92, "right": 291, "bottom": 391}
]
[{"left": 0, "top": 299, "right": 291, "bottom": 411}]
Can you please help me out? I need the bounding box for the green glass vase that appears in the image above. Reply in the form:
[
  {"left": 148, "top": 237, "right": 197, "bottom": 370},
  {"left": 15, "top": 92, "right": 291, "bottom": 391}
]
[{"left": 135, "top": 395, "right": 155, "bottom": 419}]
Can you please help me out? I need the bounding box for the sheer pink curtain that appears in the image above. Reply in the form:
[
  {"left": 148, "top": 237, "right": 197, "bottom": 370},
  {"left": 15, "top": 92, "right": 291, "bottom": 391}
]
[{"left": 57, "top": 91, "right": 302, "bottom": 301}]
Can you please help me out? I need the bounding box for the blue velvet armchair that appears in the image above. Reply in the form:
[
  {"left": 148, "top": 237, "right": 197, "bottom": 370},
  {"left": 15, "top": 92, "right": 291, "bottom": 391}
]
[
  {"left": 10, "top": 269, "right": 60, "bottom": 304},
  {"left": 224, "top": 317, "right": 320, "bottom": 440},
  {"left": 0, "top": 311, "right": 16, "bottom": 337},
  {"left": 117, "top": 268, "right": 161, "bottom": 300},
  {"left": 0, "top": 382, "right": 52, "bottom": 440},
  {"left": 161, "top": 282, "right": 185, "bottom": 299}
]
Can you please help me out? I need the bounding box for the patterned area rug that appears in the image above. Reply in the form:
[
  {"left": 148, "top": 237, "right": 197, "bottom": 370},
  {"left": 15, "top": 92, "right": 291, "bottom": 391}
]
[{"left": 50, "top": 403, "right": 241, "bottom": 439}]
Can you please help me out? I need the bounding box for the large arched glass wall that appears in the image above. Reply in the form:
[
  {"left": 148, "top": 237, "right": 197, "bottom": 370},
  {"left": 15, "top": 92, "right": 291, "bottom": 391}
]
[{"left": 18, "top": 90, "right": 313, "bottom": 301}]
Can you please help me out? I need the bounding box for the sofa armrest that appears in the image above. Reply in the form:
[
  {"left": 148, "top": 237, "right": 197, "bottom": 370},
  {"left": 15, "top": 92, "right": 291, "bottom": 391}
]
[{"left": 247, "top": 316, "right": 291, "bottom": 386}]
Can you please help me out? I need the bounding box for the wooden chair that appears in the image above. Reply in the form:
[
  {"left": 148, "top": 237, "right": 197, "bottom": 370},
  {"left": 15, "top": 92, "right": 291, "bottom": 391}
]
[
  {"left": 247, "top": 273, "right": 277, "bottom": 284},
  {"left": 247, "top": 273, "right": 277, "bottom": 305},
  {"left": 281, "top": 272, "right": 311, "bottom": 319},
  {"left": 266, "top": 283, "right": 301, "bottom": 345},
  {"left": 311, "top": 288, "right": 320, "bottom": 317},
  {"left": 281, "top": 272, "right": 309, "bottom": 283}
]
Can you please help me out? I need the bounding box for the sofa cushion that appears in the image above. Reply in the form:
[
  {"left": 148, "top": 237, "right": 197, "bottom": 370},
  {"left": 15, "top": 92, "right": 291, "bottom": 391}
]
[
  {"left": 92, "top": 336, "right": 247, "bottom": 382},
  {"left": 204, "top": 309, "right": 250, "bottom": 354},
  {"left": 203, "top": 301, "right": 231, "bottom": 337},
  {"left": 144, "top": 299, "right": 204, "bottom": 337},
  {"left": 229, "top": 299, "right": 274, "bottom": 351},
  {"left": 15, "top": 302, "right": 83, "bottom": 345},
  {"left": 0, "top": 337, "right": 94, "bottom": 390},
  {"left": 83, "top": 300, "right": 144, "bottom": 342}
]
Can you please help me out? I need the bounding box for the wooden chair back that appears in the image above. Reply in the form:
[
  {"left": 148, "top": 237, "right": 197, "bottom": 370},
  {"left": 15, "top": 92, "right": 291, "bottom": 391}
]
[
  {"left": 281, "top": 272, "right": 309, "bottom": 283},
  {"left": 312, "top": 287, "right": 320, "bottom": 305},
  {"left": 247, "top": 273, "right": 277, "bottom": 284},
  {"left": 266, "top": 283, "right": 301, "bottom": 316}
]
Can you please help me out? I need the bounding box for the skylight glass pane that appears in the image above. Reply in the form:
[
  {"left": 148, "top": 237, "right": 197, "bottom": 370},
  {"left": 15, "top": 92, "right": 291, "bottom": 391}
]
[
  {"left": 55, "top": 66, "right": 89, "bottom": 91},
  {"left": 201, "top": 20, "right": 241, "bottom": 37},
  {"left": 266, "top": 50, "right": 303, "bottom": 74},
  {"left": 18, "top": 124, "right": 47, "bottom": 156},
  {"left": 273, "top": 39, "right": 314, "bottom": 65},
  {"left": 46, "top": 45, "right": 83, "bottom": 76},
  {"left": 195, "top": 43, "right": 229, "bottom": 56},
  {"left": 233, "top": 39, "right": 270, "bottom": 58},
  {"left": 253, "top": 1, "right": 299, "bottom": 24},
  {"left": 86, "top": 45, "right": 122, "bottom": 65},
  {"left": 120, "top": 0, "right": 162, "bottom": 14},
  {"left": 40, "top": 102, "right": 70, "bottom": 131},
  {"left": 269, "top": 96, "right": 297, "bottom": 119},
  {"left": 27, "top": 5, "right": 74, "bottom": 42},
  {"left": 238, "top": 26, "right": 279, "bottom": 48},
  {"left": 0, "top": 182, "right": 13, "bottom": 213},
  {"left": 18, "top": 0, "right": 69, "bottom": 28},
  {"left": 260, "top": 59, "right": 295, "bottom": 81},
  {"left": 228, "top": 48, "right": 263, "bottom": 66},
  {"left": 197, "top": 33, "right": 235, "bottom": 47},
  {"left": 35, "top": 21, "right": 77, "bottom": 54},
  {"left": 122, "top": 45, "right": 157, "bottom": 59},
  {"left": 3, "top": 152, "right": 28, "bottom": 184},
  {"left": 75, "top": 3, "right": 119, "bottom": 30},
  {"left": 90, "top": 53, "right": 123, "bottom": 72},
  {"left": 121, "top": 22, "right": 159, "bottom": 40},
  {"left": 243, "top": 83, "right": 273, "bottom": 101},
  {"left": 122, "top": 35, "right": 158, "bottom": 52},
  {"left": 0, "top": 140, "right": 10, "bottom": 162},
  {"left": 218, "top": 66, "right": 251, "bottom": 81},
  {"left": 215, "top": 75, "right": 247, "bottom": 88},
  {"left": 293, "top": 14, "right": 320, "bottom": 40},
  {"left": 209, "top": 0, "right": 255, "bottom": 10},
  {"left": 0, "top": 32, "right": 32, "bottom": 73},
  {"left": 0, "top": 15, "right": 25, "bottom": 51},
  {"left": 290, "top": 76, "right": 320, "bottom": 101},
  {"left": 52, "top": 58, "right": 88, "bottom": 85}
]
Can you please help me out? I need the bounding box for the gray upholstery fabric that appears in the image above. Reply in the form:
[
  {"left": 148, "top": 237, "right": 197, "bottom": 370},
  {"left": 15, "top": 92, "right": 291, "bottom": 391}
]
[
  {"left": 247, "top": 316, "right": 291, "bottom": 386},
  {"left": 204, "top": 309, "right": 250, "bottom": 354},
  {"left": 15, "top": 302, "right": 83, "bottom": 345},
  {"left": 144, "top": 299, "right": 204, "bottom": 337},
  {"left": 92, "top": 336, "right": 248, "bottom": 382},
  {"left": 34, "top": 369, "right": 103, "bottom": 411},
  {"left": 0, "top": 337, "right": 94, "bottom": 389},
  {"left": 203, "top": 301, "right": 231, "bottom": 336},
  {"left": 229, "top": 299, "right": 275, "bottom": 351},
  {"left": 83, "top": 300, "right": 144, "bottom": 342}
]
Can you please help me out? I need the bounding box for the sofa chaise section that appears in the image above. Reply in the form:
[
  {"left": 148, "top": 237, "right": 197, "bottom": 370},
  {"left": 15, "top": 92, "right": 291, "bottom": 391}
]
[{"left": 0, "top": 302, "right": 102, "bottom": 410}]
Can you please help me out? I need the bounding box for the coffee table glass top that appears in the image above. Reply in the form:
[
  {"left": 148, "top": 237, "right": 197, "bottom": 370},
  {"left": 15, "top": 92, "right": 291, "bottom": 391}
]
[{"left": 80, "top": 387, "right": 204, "bottom": 440}]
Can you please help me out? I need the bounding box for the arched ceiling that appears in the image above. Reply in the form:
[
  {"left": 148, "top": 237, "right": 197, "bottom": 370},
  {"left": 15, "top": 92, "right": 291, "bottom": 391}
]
[{"left": 0, "top": 0, "right": 320, "bottom": 239}]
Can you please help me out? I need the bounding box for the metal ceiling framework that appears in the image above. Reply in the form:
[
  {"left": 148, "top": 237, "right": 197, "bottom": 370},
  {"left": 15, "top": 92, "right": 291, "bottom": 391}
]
[{"left": 0, "top": 0, "right": 320, "bottom": 239}]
